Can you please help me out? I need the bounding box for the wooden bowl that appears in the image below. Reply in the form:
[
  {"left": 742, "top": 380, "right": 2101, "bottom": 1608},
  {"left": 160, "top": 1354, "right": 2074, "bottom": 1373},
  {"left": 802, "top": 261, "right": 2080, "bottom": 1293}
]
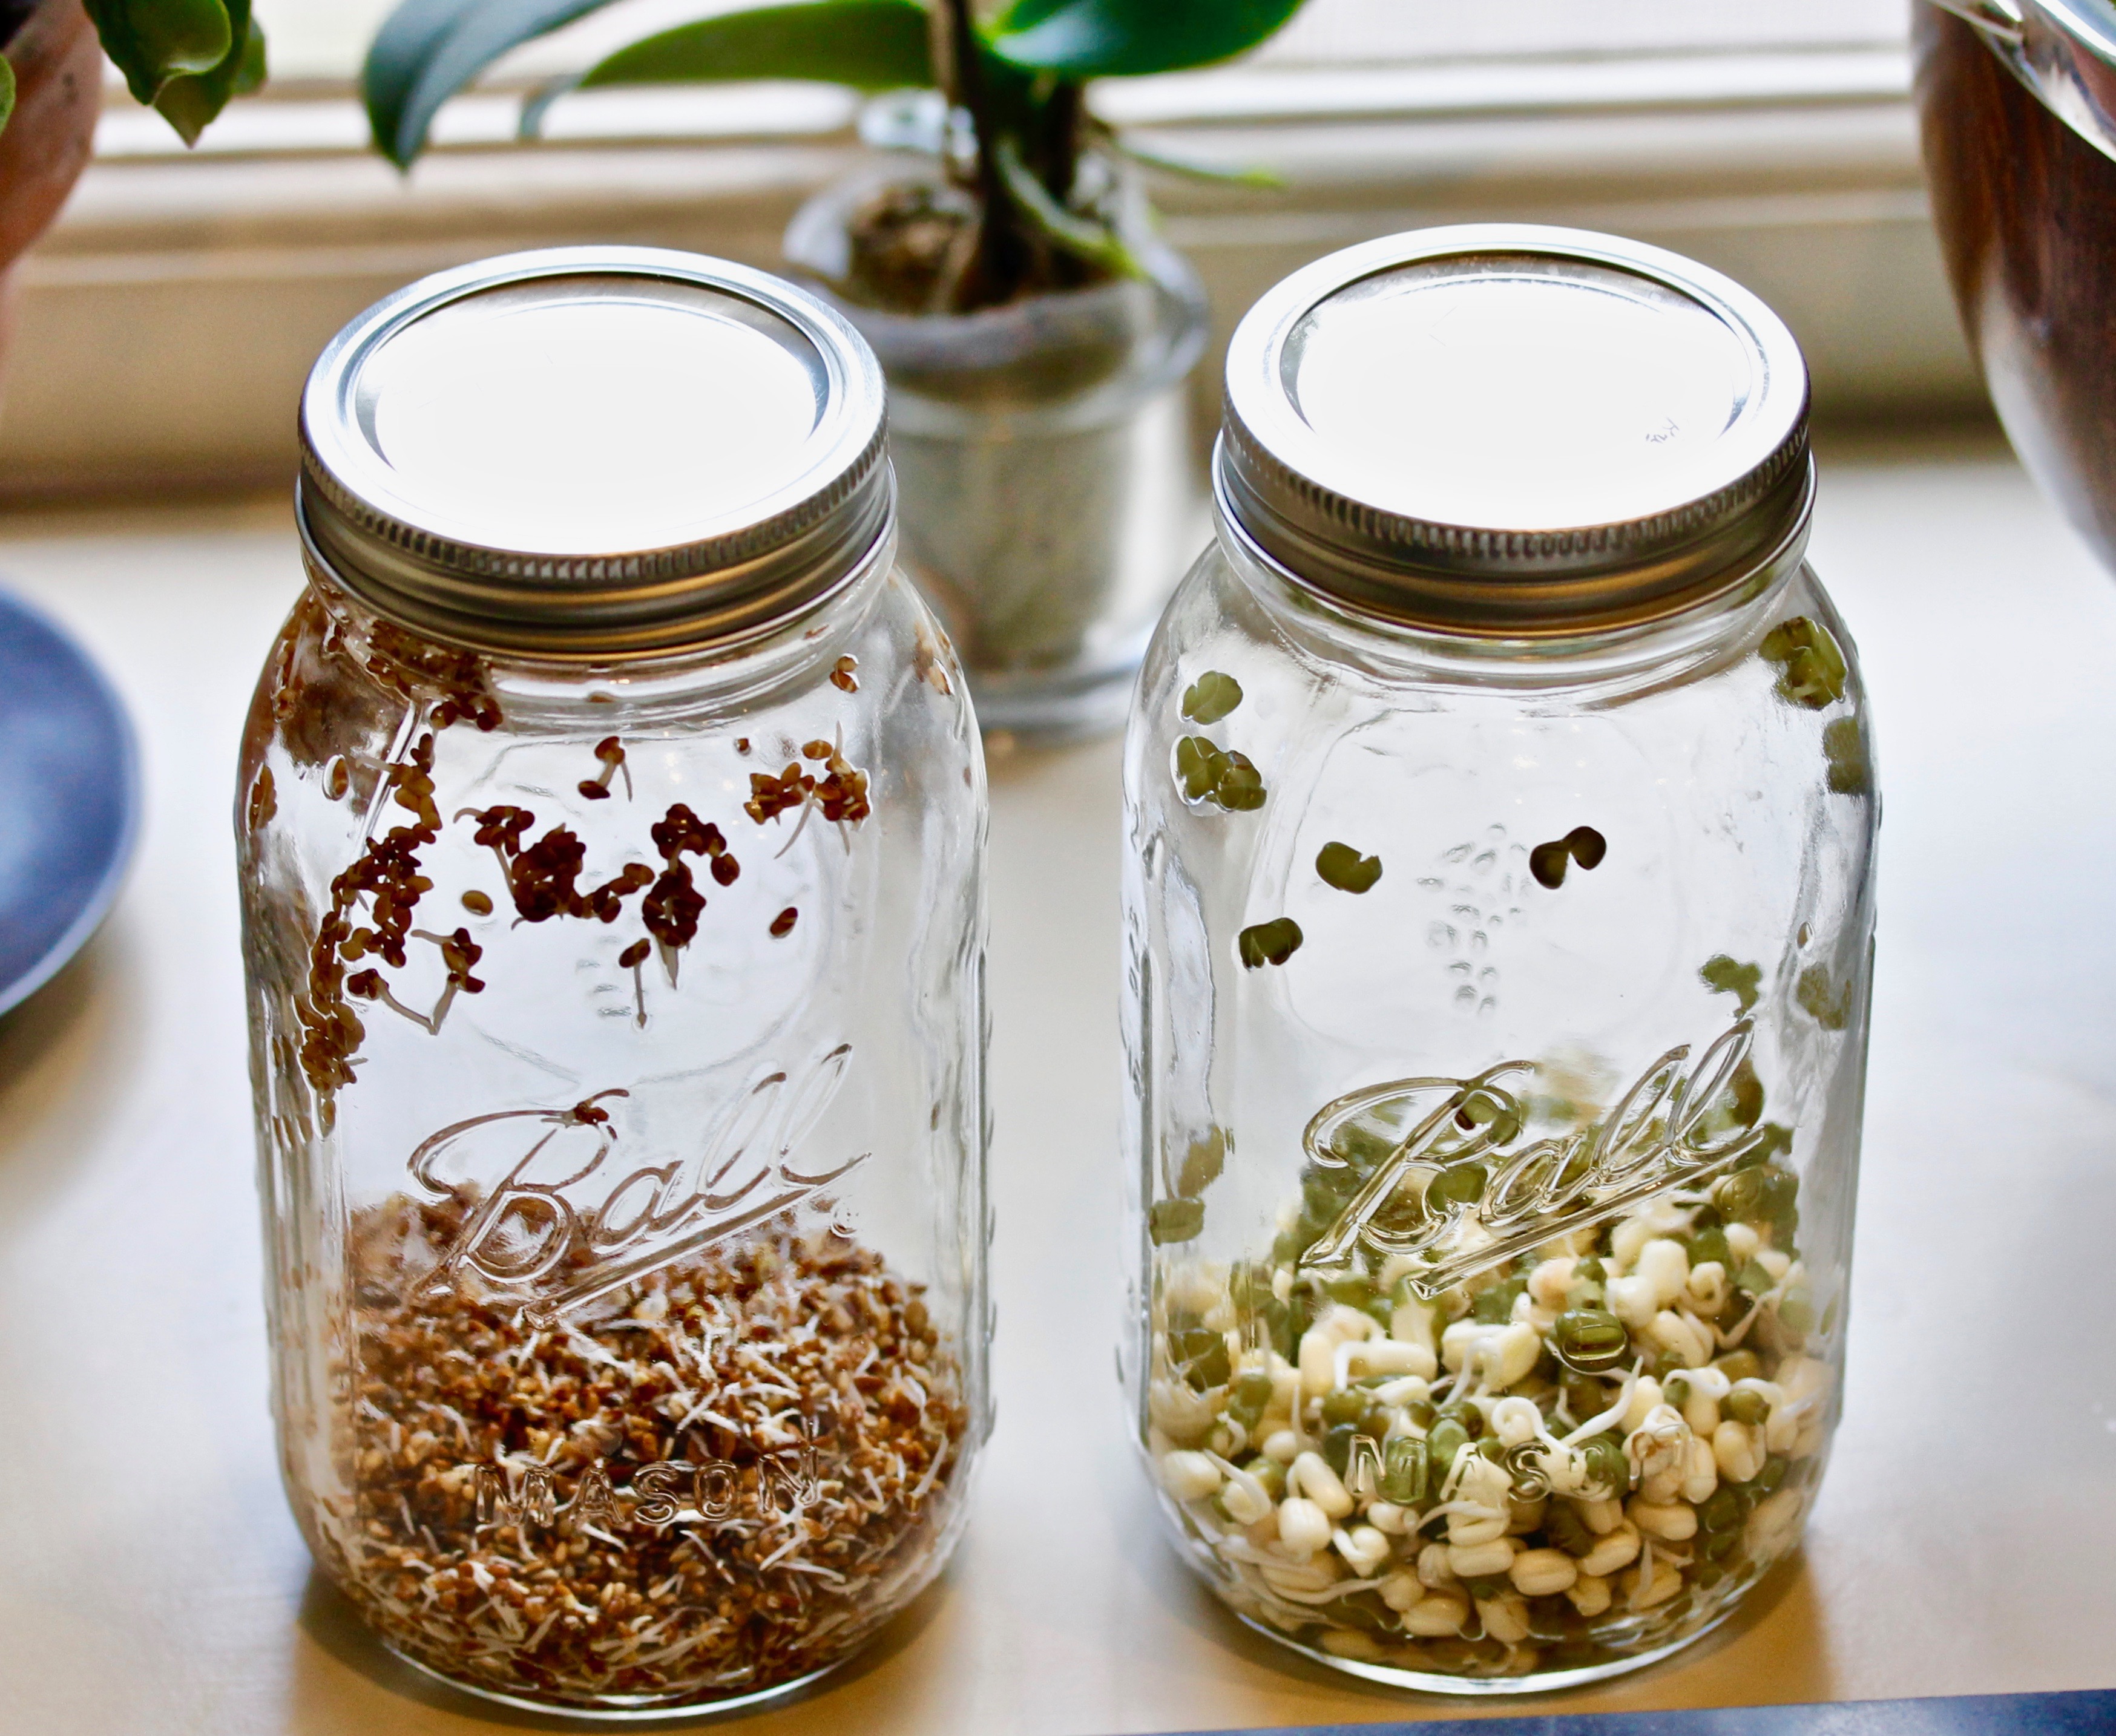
[{"left": 1913, "top": 2, "right": 2116, "bottom": 572}]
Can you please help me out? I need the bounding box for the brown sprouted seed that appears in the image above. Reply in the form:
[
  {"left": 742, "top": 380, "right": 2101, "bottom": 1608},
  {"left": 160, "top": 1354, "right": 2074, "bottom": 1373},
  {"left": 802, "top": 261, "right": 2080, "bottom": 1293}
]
[
  {"left": 803, "top": 739, "right": 833, "bottom": 761},
  {"left": 771, "top": 907, "right": 799, "bottom": 937},
  {"left": 329, "top": 1210, "right": 963, "bottom": 1705},
  {"left": 248, "top": 767, "right": 277, "bottom": 831},
  {"left": 579, "top": 735, "right": 629, "bottom": 801},
  {"left": 735, "top": 738, "right": 751, "bottom": 755},
  {"left": 326, "top": 758, "right": 350, "bottom": 801},
  {"left": 830, "top": 655, "right": 859, "bottom": 693},
  {"left": 461, "top": 890, "right": 493, "bottom": 916},
  {"left": 618, "top": 938, "right": 651, "bottom": 1024}
]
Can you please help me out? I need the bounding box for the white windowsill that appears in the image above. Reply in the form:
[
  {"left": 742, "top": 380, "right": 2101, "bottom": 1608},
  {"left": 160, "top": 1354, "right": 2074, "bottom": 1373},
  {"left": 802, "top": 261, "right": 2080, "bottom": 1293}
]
[{"left": 1, "top": 38, "right": 1980, "bottom": 503}]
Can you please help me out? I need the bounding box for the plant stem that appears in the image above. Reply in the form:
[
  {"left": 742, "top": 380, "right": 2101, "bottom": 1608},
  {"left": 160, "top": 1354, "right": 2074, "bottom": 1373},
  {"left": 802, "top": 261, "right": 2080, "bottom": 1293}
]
[
  {"left": 1036, "top": 79, "right": 1084, "bottom": 203},
  {"left": 935, "top": 0, "right": 1025, "bottom": 307}
]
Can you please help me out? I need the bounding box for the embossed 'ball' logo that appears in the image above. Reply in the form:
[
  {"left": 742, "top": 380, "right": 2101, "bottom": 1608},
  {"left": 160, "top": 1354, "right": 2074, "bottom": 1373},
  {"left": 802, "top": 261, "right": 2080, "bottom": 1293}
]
[{"left": 409, "top": 1046, "right": 868, "bottom": 1323}]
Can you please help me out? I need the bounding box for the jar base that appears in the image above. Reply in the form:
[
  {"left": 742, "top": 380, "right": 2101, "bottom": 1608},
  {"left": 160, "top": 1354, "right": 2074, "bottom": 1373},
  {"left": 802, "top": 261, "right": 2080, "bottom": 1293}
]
[
  {"left": 383, "top": 1643, "right": 842, "bottom": 1723},
  {"left": 967, "top": 653, "right": 1140, "bottom": 746},
  {"left": 1230, "top": 1601, "right": 1743, "bottom": 1697}
]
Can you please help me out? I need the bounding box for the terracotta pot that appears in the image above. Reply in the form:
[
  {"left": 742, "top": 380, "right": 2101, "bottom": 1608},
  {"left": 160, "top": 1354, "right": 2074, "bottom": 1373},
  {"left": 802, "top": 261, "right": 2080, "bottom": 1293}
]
[
  {"left": 0, "top": 0, "right": 103, "bottom": 385},
  {"left": 1913, "top": 2, "right": 2116, "bottom": 574}
]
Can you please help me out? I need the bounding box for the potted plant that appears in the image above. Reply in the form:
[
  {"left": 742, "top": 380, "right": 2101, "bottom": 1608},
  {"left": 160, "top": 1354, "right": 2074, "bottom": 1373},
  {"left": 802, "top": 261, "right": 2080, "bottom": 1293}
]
[
  {"left": 1, "top": 0, "right": 264, "bottom": 381},
  {"left": 363, "top": 0, "right": 1307, "bottom": 741}
]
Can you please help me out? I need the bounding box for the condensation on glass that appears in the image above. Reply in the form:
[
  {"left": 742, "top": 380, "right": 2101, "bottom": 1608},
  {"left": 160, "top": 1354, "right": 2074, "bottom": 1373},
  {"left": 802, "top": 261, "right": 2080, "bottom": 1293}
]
[
  {"left": 237, "top": 249, "right": 989, "bottom": 1718},
  {"left": 1121, "top": 227, "right": 1878, "bottom": 1692}
]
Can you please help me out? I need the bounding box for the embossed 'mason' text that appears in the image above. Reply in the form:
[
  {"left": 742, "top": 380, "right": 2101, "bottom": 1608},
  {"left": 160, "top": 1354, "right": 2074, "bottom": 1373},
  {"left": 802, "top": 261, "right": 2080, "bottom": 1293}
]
[{"left": 472, "top": 1438, "right": 824, "bottom": 1539}]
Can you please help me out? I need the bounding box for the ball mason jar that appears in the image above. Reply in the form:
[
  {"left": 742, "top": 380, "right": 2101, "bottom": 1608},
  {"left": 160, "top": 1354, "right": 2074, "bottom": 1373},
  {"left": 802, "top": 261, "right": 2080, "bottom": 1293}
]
[
  {"left": 1121, "top": 227, "right": 1878, "bottom": 1692},
  {"left": 237, "top": 249, "right": 990, "bottom": 1718}
]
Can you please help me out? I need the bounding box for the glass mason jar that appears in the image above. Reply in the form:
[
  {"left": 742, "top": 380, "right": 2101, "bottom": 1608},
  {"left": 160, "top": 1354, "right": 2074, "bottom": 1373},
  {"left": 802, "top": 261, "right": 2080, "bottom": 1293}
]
[
  {"left": 785, "top": 140, "right": 1210, "bottom": 743},
  {"left": 237, "top": 249, "right": 990, "bottom": 1718},
  {"left": 1121, "top": 228, "right": 1878, "bottom": 1692}
]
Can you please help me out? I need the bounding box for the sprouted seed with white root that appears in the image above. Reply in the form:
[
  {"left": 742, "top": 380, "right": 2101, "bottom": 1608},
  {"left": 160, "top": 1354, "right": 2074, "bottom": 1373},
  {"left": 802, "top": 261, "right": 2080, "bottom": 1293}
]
[
  {"left": 301, "top": 1196, "right": 967, "bottom": 1710},
  {"left": 1146, "top": 1170, "right": 1833, "bottom": 1680}
]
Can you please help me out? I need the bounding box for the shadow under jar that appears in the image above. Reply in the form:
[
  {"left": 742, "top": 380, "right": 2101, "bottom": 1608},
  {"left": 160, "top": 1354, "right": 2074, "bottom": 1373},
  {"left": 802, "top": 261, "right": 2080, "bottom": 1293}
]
[
  {"left": 1121, "top": 228, "right": 1878, "bottom": 1692},
  {"left": 1913, "top": 1, "right": 2116, "bottom": 572},
  {"left": 237, "top": 249, "right": 990, "bottom": 1718}
]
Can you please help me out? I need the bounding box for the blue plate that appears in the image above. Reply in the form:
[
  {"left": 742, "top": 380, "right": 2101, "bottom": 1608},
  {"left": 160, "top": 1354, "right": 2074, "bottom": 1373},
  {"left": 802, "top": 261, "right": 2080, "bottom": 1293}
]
[{"left": 0, "top": 586, "right": 140, "bottom": 1018}]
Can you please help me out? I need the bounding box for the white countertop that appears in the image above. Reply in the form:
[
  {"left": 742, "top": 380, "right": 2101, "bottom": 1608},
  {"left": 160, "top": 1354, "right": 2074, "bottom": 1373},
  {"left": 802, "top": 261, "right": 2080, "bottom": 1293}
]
[{"left": 2, "top": 427, "right": 2112, "bottom": 1733}]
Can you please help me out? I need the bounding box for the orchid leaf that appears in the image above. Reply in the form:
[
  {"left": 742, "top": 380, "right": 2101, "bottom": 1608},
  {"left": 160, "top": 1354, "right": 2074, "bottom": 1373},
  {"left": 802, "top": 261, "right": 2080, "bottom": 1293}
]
[
  {"left": 152, "top": 0, "right": 265, "bottom": 145},
  {"left": 579, "top": 1, "right": 932, "bottom": 96},
  {"left": 364, "top": 0, "right": 618, "bottom": 168},
  {"left": 990, "top": 0, "right": 1306, "bottom": 77},
  {"left": 1114, "top": 131, "right": 1282, "bottom": 189},
  {"left": 86, "top": 0, "right": 235, "bottom": 105},
  {"left": 994, "top": 134, "right": 1143, "bottom": 277}
]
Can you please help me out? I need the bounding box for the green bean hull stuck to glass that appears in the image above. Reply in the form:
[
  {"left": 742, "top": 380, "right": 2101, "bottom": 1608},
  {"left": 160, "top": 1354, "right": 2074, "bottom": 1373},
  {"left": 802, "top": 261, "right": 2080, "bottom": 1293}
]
[{"left": 1122, "top": 227, "right": 1878, "bottom": 1692}]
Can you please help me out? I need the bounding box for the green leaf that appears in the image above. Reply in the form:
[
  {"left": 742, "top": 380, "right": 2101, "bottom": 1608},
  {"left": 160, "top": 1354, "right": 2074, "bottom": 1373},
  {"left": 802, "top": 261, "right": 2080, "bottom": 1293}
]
[
  {"left": 0, "top": 55, "right": 14, "bottom": 140},
  {"left": 580, "top": 1, "right": 932, "bottom": 94},
  {"left": 1115, "top": 131, "right": 1283, "bottom": 190},
  {"left": 152, "top": 2, "right": 266, "bottom": 146},
  {"left": 86, "top": 0, "right": 235, "bottom": 105},
  {"left": 991, "top": 0, "right": 1307, "bottom": 77},
  {"left": 994, "top": 135, "right": 1143, "bottom": 277},
  {"left": 364, "top": 0, "right": 618, "bottom": 168}
]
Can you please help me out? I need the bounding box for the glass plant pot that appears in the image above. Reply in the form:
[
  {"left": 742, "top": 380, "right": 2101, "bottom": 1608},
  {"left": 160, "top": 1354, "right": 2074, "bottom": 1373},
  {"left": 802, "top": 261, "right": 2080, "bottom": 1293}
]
[
  {"left": 1914, "top": 1, "right": 2116, "bottom": 573},
  {"left": 238, "top": 249, "right": 990, "bottom": 1718},
  {"left": 786, "top": 149, "right": 1210, "bottom": 743},
  {"left": 1121, "top": 229, "right": 1878, "bottom": 1692}
]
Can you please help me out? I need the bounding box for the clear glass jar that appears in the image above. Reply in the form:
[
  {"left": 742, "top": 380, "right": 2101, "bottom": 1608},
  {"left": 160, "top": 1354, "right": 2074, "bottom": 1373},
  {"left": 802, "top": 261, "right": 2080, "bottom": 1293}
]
[
  {"left": 238, "top": 249, "right": 989, "bottom": 1718},
  {"left": 785, "top": 141, "right": 1210, "bottom": 744},
  {"left": 1121, "top": 228, "right": 1878, "bottom": 1692}
]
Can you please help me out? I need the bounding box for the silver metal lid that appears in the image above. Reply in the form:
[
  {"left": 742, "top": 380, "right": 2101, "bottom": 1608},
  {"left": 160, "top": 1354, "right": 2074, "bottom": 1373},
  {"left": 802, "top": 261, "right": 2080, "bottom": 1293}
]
[
  {"left": 298, "top": 246, "right": 891, "bottom": 658},
  {"left": 1218, "top": 225, "right": 1814, "bottom": 634}
]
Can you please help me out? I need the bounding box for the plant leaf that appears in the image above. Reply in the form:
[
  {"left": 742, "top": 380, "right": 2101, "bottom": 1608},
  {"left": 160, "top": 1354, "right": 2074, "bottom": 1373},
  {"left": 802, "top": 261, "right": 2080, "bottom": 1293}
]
[
  {"left": 85, "top": 0, "right": 235, "bottom": 105},
  {"left": 990, "top": 0, "right": 1307, "bottom": 77},
  {"left": 0, "top": 55, "right": 14, "bottom": 140},
  {"left": 364, "top": 0, "right": 618, "bottom": 168},
  {"left": 579, "top": 0, "right": 932, "bottom": 94},
  {"left": 993, "top": 135, "right": 1143, "bottom": 278},
  {"left": 1115, "top": 131, "right": 1283, "bottom": 189},
  {"left": 152, "top": 1, "right": 266, "bottom": 146}
]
